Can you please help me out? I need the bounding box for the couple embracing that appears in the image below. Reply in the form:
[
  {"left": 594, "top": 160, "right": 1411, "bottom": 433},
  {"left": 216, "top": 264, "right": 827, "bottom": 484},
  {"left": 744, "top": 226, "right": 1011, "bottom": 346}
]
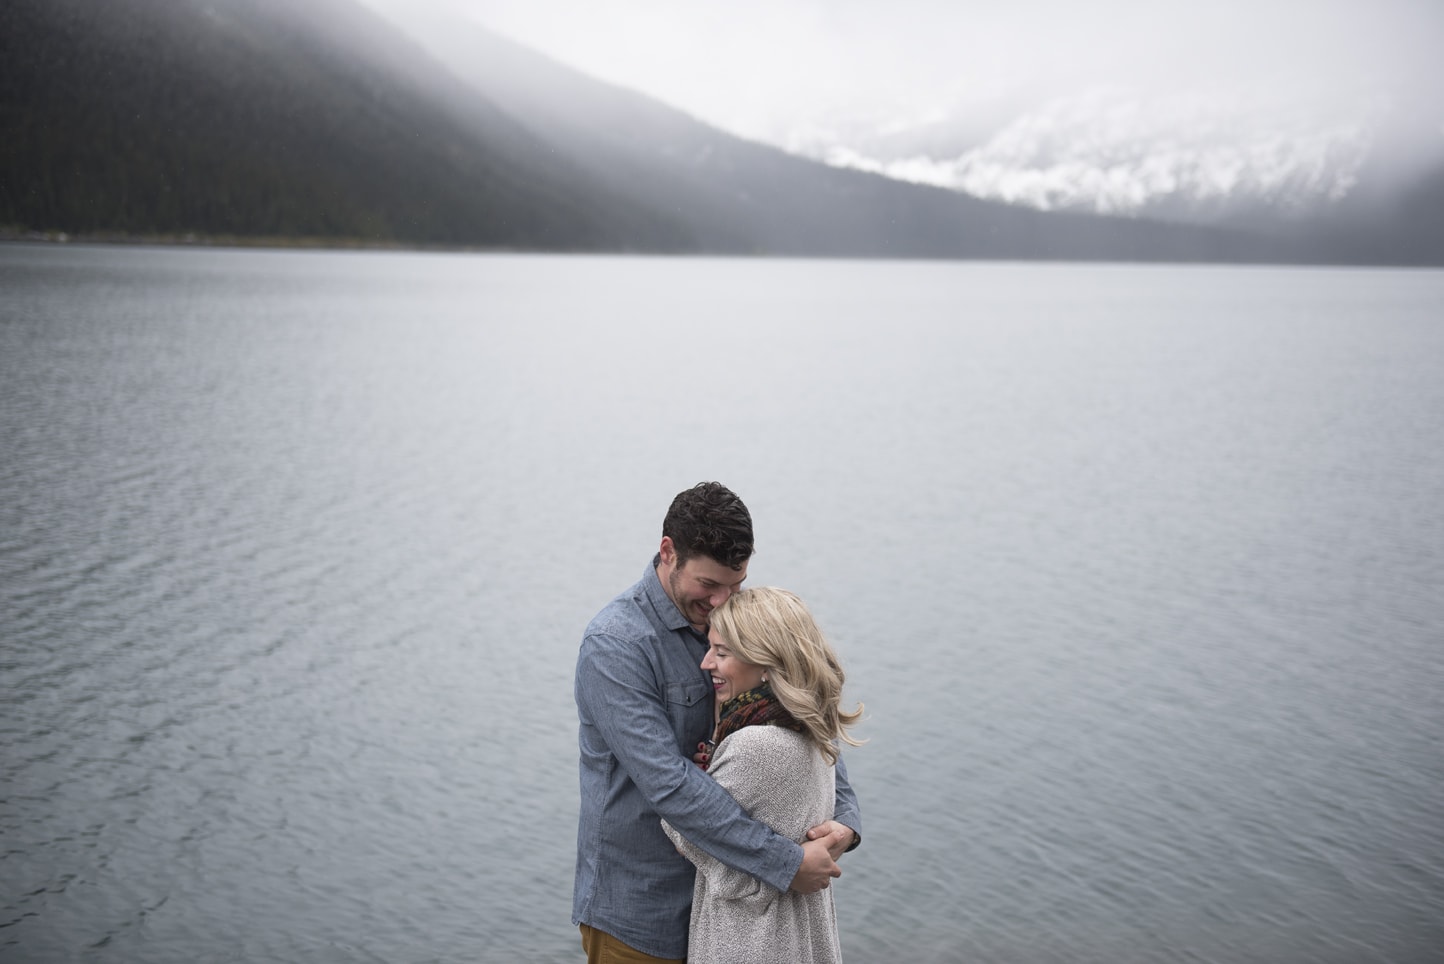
[{"left": 573, "top": 482, "right": 865, "bottom": 964}]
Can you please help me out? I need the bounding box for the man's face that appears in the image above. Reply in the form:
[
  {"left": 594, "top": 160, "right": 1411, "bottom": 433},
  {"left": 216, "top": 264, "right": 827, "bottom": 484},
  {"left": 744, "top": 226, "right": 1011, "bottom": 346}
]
[{"left": 662, "top": 546, "right": 748, "bottom": 632}]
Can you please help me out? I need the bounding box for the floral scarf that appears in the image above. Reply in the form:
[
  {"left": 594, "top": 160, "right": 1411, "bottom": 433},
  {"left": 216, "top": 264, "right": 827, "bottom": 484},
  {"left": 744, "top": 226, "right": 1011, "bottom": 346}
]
[{"left": 713, "top": 681, "right": 806, "bottom": 749}]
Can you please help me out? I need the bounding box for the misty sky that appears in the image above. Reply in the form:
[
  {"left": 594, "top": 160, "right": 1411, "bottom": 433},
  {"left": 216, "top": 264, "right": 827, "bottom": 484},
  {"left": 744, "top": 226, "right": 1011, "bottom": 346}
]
[{"left": 361, "top": 0, "right": 1443, "bottom": 147}]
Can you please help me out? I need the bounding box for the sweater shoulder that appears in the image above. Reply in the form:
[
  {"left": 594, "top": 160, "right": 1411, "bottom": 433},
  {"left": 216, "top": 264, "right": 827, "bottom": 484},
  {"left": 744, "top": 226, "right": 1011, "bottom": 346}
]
[
  {"left": 719, "top": 724, "right": 815, "bottom": 758},
  {"left": 714, "top": 726, "right": 825, "bottom": 790}
]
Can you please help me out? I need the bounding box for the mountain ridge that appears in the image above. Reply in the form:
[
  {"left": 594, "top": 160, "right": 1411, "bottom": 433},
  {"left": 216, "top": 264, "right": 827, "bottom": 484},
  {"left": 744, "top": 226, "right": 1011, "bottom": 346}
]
[
  {"left": 4, "top": 0, "right": 1437, "bottom": 264},
  {"left": 786, "top": 84, "right": 1444, "bottom": 265}
]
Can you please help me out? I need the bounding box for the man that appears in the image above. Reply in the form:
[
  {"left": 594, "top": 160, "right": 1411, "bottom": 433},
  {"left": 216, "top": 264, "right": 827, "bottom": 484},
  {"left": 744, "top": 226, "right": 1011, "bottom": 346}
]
[{"left": 573, "top": 482, "right": 862, "bottom": 962}]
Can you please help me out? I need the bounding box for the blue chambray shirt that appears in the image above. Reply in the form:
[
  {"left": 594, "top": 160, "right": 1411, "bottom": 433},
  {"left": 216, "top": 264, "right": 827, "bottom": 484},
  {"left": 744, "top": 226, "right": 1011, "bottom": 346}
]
[{"left": 572, "top": 558, "right": 862, "bottom": 959}]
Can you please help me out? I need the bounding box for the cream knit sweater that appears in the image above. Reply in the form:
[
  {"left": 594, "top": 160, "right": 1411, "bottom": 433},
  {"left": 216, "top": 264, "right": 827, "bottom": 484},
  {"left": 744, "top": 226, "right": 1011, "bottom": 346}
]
[{"left": 662, "top": 726, "right": 842, "bottom": 964}]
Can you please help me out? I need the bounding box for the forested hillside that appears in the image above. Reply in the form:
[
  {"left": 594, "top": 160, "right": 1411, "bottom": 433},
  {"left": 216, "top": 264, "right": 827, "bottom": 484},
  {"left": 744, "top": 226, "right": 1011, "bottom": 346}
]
[{"left": 0, "top": 0, "right": 697, "bottom": 249}]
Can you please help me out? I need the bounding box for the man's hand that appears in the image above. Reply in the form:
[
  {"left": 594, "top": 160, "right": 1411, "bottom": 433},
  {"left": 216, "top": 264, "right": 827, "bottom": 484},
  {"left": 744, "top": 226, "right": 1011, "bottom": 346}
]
[
  {"left": 788, "top": 822, "right": 854, "bottom": 893},
  {"left": 805, "top": 820, "right": 856, "bottom": 858}
]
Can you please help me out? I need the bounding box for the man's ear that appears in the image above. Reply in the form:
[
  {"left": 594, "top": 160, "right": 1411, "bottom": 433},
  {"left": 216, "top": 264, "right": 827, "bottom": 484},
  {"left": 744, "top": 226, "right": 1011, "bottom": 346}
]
[{"left": 658, "top": 536, "right": 676, "bottom": 567}]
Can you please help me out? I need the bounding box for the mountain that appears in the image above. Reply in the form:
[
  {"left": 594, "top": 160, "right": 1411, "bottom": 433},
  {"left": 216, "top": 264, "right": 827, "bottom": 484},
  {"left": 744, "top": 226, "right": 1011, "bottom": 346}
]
[
  {"left": 356, "top": 5, "right": 1278, "bottom": 262},
  {"left": 0, "top": 0, "right": 696, "bottom": 250},
  {"left": 790, "top": 85, "right": 1444, "bottom": 266},
  {"left": 3, "top": 0, "right": 1431, "bottom": 263}
]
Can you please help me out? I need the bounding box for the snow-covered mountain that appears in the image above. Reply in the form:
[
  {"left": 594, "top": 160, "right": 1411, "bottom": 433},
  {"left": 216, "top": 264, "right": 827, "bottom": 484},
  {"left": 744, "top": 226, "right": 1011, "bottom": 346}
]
[{"left": 790, "top": 84, "right": 1443, "bottom": 232}]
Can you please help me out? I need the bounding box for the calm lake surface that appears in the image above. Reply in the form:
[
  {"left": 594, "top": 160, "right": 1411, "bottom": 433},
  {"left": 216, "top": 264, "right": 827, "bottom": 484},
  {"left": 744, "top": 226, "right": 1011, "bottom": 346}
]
[{"left": 2, "top": 243, "right": 1442, "bottom": 964}]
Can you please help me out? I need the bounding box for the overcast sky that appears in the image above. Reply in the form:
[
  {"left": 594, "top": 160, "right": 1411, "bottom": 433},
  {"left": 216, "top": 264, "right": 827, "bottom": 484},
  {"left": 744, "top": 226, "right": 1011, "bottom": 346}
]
[{"left": 361, "top": 0, "right": 1443, "bottom": 147}]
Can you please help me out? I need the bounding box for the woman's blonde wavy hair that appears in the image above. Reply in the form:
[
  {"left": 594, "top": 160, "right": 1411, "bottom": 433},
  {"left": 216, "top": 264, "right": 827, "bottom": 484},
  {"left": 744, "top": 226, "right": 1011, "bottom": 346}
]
[{"left": 708, "top": 587, "right": 864, "bottom": 765}]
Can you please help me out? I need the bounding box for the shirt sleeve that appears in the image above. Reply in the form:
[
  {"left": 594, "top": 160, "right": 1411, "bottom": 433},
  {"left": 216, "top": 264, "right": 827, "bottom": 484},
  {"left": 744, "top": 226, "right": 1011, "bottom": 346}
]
[
  {"left": 577, "top": 631, "right": 803, "bottom": 892},
  {"left": 832, "top": 750, "right": 863, "bottom": 849},
  {"left": 661, "top": 816, "right": 772, "bottom": 903}
]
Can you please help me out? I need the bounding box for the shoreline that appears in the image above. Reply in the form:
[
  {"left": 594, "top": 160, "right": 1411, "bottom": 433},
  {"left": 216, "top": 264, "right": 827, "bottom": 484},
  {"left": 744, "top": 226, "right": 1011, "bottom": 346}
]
[{"left": 0, "top": 226, "right": 496, "bottom": 253}]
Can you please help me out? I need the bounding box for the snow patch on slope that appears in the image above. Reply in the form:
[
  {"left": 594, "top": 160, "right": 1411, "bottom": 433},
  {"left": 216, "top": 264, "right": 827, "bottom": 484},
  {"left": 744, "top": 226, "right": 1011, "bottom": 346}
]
[{"left": 813, "top": 86, "right": 1381, "bottom": 220}]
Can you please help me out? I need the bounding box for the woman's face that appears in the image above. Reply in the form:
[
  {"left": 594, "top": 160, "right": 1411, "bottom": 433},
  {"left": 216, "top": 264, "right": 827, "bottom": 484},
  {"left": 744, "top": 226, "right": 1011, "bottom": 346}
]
[{"left": 701, "top": 626, "right": 766, "bottom": 704}]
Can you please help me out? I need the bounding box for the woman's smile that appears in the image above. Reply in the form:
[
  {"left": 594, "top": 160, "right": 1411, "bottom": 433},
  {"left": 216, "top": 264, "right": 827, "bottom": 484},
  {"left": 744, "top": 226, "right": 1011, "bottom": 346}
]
[{"left": 702, "top": 626, "right": 765, "bottom": 702}]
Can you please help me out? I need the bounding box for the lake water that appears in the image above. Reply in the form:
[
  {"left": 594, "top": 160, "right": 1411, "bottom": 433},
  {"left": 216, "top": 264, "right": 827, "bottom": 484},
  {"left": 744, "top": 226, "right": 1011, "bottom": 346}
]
[{"left": 2, "top": 243, "right": 1442, "bottom": 964}]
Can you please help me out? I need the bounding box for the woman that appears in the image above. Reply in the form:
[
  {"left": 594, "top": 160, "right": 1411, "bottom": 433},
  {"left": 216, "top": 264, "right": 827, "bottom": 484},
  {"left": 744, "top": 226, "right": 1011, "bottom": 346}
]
[{"left": 662, "top": 587, "right": 864, "bottom": 964}]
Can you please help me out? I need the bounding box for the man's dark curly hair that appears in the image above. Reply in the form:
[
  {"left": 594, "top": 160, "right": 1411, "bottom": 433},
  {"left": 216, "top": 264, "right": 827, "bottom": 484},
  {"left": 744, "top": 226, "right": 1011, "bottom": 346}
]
[{"left": 663, "top": 482, "right": 754, "bottom": 570}]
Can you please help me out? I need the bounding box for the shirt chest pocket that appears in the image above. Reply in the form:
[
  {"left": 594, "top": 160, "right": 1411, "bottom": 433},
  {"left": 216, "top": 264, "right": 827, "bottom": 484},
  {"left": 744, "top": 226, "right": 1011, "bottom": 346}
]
[
  {"left": 664, "top": 678, "right": 711, "bottom": 745},
  {"left": 665, "top": 678, "right": 709, "bottom": 709}
]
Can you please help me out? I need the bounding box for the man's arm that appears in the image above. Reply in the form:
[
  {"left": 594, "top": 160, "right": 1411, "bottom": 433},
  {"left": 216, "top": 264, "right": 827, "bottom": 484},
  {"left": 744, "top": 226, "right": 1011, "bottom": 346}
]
[
  {"left": 670, "top": 728, "right": 844, "bottom": 897},
  {"left": 828, "top": 750, "right": 863, "bottom": 851},
  {"left": 696, "top": 727, "right": 862, "bottom": 842},
  {"left": 686, "top": 721, "right": 861, "bottom": 889},
  {"left": 577, "top": 632, "right": 803, "bottom": 892}
]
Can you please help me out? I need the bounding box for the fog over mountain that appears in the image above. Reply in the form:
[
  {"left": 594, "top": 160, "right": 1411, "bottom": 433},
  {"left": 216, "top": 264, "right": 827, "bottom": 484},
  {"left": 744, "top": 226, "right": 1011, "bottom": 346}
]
[
  {"left": 796, "top": 83, "right": 1444, "bottom": 237},
  {"left": 809, "top": 87, "right": 1374, "bottom": 215},
  {"left": 5, "top": 0, "right": 1440, "bottom": 263},
  {"left": 363, "top": 0, "right": 1444, "bottom": 255}
]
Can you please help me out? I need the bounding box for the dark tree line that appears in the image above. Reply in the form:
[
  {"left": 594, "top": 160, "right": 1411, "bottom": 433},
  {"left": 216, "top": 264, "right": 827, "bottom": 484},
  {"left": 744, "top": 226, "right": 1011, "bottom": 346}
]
[{"left": 0, "top": 0, "right": 694, "bottom": 249}]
